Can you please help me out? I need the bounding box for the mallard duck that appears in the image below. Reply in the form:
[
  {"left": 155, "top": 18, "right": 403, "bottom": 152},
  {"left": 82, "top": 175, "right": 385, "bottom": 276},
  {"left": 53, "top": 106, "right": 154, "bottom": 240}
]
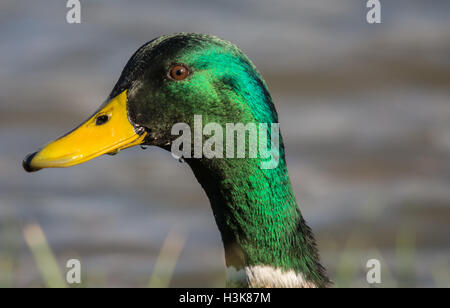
[{"left": 23, "top": 33, "right": 329, "bottom": 288}]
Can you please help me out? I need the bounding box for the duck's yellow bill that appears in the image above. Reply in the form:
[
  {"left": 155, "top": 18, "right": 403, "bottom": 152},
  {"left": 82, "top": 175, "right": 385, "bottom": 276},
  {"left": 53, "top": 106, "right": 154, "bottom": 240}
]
[{"left": 23, "top": 90, "right": 146, "bottom": 172}]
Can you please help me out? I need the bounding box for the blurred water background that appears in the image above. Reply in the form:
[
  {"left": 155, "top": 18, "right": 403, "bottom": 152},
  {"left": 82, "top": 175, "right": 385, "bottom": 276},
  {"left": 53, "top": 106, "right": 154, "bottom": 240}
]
[{"left": 1, "top": 0, "right": 449, "bottom": 287}]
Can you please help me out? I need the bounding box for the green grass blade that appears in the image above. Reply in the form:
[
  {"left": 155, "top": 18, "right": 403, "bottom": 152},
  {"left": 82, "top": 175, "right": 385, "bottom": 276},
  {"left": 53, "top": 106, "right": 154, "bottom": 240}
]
[
  {"left": 23, "top": 223, "right": 67, "bottom": 288},
  {"left": 148, "top": 227, "right": 187, "bottom": 288}
]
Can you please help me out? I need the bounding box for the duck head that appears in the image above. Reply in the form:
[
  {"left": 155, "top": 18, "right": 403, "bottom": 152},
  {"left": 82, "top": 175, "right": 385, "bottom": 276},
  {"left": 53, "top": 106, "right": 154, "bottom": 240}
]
[
  {"left": 22, "top": 33, "right": 329, "bottom": 287},
  {"left": 23, "top": 33, "right": 277, "bottom": 172}
]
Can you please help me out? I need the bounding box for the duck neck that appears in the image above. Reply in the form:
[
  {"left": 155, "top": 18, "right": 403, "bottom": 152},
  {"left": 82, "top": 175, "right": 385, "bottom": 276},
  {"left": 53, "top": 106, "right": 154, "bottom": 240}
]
[{"left": 187, "top": 156, "right": 329, "bottom": 288}]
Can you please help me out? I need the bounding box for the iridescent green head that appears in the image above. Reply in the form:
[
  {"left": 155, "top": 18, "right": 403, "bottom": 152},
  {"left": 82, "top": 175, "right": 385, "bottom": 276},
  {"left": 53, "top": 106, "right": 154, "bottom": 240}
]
[
  {"left": 23, "top": 33, "right": 278, "bottom": 170},
  {"left": 117, "top": 33, "right": 278, "bottom": 148}
]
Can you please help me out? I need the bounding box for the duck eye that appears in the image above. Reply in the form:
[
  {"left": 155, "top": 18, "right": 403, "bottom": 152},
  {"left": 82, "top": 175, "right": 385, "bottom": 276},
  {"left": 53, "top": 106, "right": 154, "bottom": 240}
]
[
  {"left": 168, "top": 64, "right": 190, "bottom": 81},
  {"left": 95, "top": 115, "right": 110, "bottom": 126}
]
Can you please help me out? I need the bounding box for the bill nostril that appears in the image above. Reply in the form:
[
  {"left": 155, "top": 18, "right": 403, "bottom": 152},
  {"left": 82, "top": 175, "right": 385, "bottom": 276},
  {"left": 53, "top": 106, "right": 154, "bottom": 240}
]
[{"left": 95, "top": 115, "right": 110, "bottom": 126}]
